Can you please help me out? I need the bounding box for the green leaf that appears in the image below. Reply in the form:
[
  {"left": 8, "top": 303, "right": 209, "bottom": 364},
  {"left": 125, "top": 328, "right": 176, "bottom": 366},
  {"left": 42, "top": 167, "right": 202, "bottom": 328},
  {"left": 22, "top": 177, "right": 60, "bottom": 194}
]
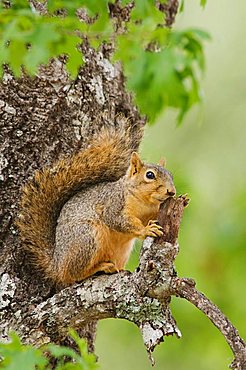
[
  {"left": 0, "top": 331, "right": 99, "bottom": 370},
  {"left": 115, "top": 26, "right": 209, "bottom": 123},
  {"left": 24, "top": 22, "right": 61, "bottom": 75},
  {"left": 0, "top": 332, "right": 48, "bottom": 370},
  {"left": 200, "top": 0, "right": 207, "bottom": 8},
  {"left": 11, "top": 0, "right": 30, "bottom": 10},
  {"left": 131, "top": 0, "right": 164, "bottom": 25},
  {"left": 9, "top": 40, "right": 26, "bottom": 77},
  {"left": 47, "top": 0, "right": 80, "bottom": 15},
  {"left": 121, "top": 0, "right": 132, "bottom": 5},
  {"left": 88, "top": 11, "right": 113, "bottom": 43},
  {"left": 68, "top": 329, "right": 98, "bottom": 370},
  {"left": 52, "top": 33, "right": 83, "bottom": 77},
  {"left": 43, "top": 330, "right": 98, "bottom": 370},
  {"left": 180, "top": 0, "right": 185, "bottom": 12},
  {"left": 0, "top": 0, "right": 209, "bottom": 123},
  {"left": 45, "top": 343, "right": 81, "bottom": 360},
  {"left": 0, "top": 42, "right": 9, "bottom": 66},
  {"left": 186, "top": 27, "right": 211, "bottom": 41}
]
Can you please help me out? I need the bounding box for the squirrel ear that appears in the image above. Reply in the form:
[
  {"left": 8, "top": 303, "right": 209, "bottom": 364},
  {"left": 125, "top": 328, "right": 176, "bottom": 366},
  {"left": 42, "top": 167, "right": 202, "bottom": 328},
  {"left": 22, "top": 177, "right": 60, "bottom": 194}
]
[
  {"left": 127, "top": 152, "right": 143, "bottom": 177},
  {"left": 159, "top": 157, "right": 166, "bottom": 167}
]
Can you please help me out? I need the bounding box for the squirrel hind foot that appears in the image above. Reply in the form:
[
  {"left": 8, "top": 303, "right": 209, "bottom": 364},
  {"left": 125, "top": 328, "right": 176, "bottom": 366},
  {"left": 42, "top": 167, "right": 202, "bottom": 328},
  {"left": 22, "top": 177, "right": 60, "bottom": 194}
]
[{"left": 91, "top": 261, "right": 119, "bottom": 276}]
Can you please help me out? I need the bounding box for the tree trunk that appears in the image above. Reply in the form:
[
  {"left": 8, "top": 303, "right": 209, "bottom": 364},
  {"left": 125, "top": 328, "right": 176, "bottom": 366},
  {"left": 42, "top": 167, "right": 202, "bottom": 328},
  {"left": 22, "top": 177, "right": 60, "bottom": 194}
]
[
  {"left": 0, "top": 2, "right": 245, "bottom": 369},
  {"left": 0, "top": 40, "right": 144, "bottom": 345}
]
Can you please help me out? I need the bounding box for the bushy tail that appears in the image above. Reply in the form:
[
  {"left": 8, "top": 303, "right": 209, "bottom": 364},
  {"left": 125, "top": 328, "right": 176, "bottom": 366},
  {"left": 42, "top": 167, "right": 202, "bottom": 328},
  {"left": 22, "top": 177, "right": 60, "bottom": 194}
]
[{"left": 17, "top": 117, "right": 143, "bottom": 280}]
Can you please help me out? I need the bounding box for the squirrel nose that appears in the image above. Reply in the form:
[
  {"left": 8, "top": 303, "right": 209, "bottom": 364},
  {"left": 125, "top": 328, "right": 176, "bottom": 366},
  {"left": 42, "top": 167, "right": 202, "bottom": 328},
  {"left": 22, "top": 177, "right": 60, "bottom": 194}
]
[{"left": 166, "top": 189, "right": 176, "bottom": 197}]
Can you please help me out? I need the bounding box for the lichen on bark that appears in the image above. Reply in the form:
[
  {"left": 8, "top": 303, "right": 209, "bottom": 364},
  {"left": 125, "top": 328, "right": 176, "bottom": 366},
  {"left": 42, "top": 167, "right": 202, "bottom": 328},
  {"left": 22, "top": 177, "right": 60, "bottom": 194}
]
[{"left": 0, "top": 1, "right": 245, "bottom": 369}]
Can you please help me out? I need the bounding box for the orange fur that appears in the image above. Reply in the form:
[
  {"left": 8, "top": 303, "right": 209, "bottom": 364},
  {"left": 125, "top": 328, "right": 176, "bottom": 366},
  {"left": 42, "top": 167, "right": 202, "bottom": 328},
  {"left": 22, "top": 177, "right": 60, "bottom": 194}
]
[
  {"left": 17, "top": 123, "right": 176, "bottom": 286},
  {"left": 17, "top": 121, "right": 141, "bottom": 284}
]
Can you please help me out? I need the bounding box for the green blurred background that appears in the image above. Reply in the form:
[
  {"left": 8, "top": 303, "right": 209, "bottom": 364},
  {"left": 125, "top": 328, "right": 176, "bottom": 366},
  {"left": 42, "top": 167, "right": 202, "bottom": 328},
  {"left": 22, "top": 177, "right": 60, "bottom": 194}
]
[{"left": 96, "top": 1, "right": 246, "bottom": 369}]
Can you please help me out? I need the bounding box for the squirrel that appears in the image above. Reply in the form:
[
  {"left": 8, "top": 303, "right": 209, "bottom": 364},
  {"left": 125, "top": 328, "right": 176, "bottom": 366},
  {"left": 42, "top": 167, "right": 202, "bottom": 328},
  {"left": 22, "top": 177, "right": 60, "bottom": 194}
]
[{"left": 17, "top": 120, "right": 176, "bottom": 286}]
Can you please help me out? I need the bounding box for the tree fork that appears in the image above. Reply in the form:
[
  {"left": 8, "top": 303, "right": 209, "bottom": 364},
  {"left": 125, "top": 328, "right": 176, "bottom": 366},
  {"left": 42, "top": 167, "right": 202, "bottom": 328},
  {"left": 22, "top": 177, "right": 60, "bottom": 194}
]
[
  {"left": 2, "top": 196, "right": 244, "bottom": 368},
  {"left": 0, "top": 1, "right": 245, "bottom": 368}
]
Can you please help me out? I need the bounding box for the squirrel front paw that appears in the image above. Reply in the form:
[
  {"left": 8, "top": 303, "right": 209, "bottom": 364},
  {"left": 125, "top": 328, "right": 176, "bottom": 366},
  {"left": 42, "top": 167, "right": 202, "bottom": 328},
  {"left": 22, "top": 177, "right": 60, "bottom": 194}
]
[{"left": 140, "top": 220, "right": 163, "bottom": 239}]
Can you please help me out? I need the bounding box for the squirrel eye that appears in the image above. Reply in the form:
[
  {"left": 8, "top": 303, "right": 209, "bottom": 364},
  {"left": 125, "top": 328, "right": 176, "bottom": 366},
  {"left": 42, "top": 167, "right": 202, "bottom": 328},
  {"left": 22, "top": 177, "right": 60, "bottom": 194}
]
[{"left": 145, "top": 171, "right": 155, "bottom": 180}]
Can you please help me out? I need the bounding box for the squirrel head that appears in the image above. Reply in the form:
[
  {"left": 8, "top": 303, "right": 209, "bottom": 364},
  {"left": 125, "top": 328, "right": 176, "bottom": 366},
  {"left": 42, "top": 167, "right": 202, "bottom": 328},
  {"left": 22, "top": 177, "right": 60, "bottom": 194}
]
[{"left": 126, "top": 152, "right": 176, "bottom": 205}]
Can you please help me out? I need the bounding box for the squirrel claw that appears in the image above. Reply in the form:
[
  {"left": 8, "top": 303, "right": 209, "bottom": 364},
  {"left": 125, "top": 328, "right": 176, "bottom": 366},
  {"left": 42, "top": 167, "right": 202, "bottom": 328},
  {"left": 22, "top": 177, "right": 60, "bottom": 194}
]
[
  {"left": 144, "top": 220, "right": 163, "bottom": 238},
  {"left": 95, "top": 261, "right": 119, "bottom": 275},
  {"left": 148, "top": 219, "right": 160, "bottom": 225},
  {"left": 178, "top": 193, "right": 190, "bottom": 207},
  {"left": 148, "top": 230, "right": 163, "bottom": 237}
]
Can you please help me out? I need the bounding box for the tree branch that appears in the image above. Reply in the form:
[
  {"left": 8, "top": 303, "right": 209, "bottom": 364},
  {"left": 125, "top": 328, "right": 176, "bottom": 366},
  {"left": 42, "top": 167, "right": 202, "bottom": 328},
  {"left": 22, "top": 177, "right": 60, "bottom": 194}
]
[
  {"left": 13, "top": 270, "right": 178, "bottom": 347},
  {"left": 171, "top": 277, "right": 246, "bottom": 370},
  {"left": 1, "top": 195, "right": 245, "bottom": 368},
  {"left": 1, "top": 197, "right": 186, "bottom": 357},
  {"left": 2, "top": 3, "right": 243, "bottom": 369}
]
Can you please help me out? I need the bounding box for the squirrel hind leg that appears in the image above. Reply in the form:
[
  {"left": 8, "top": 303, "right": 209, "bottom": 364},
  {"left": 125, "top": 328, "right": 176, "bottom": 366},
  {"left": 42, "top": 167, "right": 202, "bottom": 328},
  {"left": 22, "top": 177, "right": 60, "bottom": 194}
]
[
  {"left": 55, "top": 224, "right": 120, "bottom": 284},
  {"left": 89, "top": 261, "right": 119, "bottom": 277},
  {"left": 55, "top": 223, "right": 98, "bottom": 284}
]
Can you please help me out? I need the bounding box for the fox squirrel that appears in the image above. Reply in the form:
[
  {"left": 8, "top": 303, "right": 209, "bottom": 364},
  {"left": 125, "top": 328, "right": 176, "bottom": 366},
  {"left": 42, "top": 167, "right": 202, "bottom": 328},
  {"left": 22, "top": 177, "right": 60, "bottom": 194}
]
[{"left": 17, "top": 121, "right": 176, "bottom": 285}]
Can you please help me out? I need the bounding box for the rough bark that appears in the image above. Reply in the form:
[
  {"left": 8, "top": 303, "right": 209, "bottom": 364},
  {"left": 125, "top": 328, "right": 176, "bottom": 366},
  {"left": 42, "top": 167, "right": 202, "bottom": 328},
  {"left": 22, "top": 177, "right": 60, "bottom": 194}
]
[
  {"left": 1, "top": 197, "right": 245, "bottom": 368},
  {"left": 0, "top": 1, "right": 245, "bottom": 369}
]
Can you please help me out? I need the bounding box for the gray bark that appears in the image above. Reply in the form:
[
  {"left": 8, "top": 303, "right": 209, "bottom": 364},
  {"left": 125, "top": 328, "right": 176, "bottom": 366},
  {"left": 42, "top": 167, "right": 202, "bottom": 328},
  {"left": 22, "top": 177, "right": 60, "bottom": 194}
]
[{"left": 0, "top": 1, "right": 245, "bottom": 369}]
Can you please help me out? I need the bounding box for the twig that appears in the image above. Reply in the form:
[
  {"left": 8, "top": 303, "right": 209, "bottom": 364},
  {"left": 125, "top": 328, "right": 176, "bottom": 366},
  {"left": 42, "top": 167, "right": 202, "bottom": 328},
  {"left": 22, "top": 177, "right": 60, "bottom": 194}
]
[
  {"left": 171, "top": 277, "right": 246, "bottom": 370},
  {"left": 2, "top": 195, "right": 245, "bottom": 370}
]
